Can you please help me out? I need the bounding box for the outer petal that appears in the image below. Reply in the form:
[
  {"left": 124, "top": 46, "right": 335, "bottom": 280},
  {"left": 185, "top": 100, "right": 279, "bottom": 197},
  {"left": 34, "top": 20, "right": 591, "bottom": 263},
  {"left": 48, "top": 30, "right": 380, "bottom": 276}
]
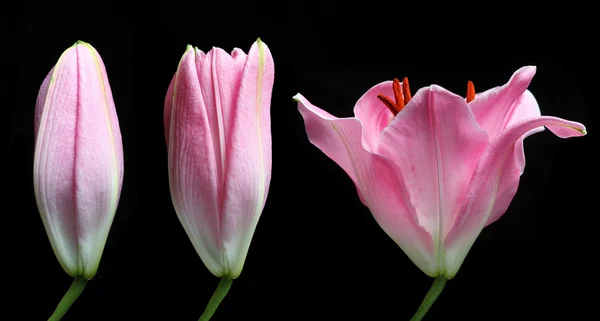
[
  {"left": 166, "top": 46, "right": 224, "bottom": 276},
  {"left": 220, "top": 40, "right": 273, "bottom": 277},
  {"left": 485, "top": 90, "right": 543, "bottom": 226},
  {"left": 163, "top": 74, "right": 175, "bottom": 143},
  {"left": 377, "top": 85, "right": 489, "bottom": 274},
  {"left": 295, "top": 94, "right": 436, "bottom": 276},
  {"left": 77, "top": 42, "right": 124, "bottom": 278},
  {"left": 295, "top": 94, "right": 365, "bottom": 203},
  {"left": 34, "top": 67, "right": 54, "bottom": 140},
  {"left": 33, "top": 41, "right": 123, "bottom": 279},
  {"left": 469, "top": 68, "right": 542, "bottom": 223},
  {"left": 469, "top": 66, "right": 537, "bottom": 138},
  {"left": 34, "top": 46, "right": 79, "bottom": 276},
  {"left": 353, "top": 81, "right": 394, "bottom": 151},
  {"left": 444, "top": 116, "right": 586, "bottom": 278}
]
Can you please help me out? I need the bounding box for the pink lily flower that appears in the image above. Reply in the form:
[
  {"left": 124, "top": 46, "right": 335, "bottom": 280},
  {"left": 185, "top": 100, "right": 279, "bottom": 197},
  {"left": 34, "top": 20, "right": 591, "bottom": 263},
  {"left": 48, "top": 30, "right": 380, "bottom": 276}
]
[
  {"left": 34, "top": 41, "right": 124, "bottom": 280},
  {"left": 295, "top": 66, "right": 586, "bottom": 279},
  {"left": 164, "top": 39, "right": 274, "bottom": 279}
]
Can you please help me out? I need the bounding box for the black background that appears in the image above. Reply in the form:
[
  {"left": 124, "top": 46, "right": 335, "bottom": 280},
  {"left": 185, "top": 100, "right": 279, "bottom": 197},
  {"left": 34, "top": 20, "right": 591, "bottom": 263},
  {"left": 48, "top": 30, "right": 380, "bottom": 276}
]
[{"left": 2, "top": 1, "right": 596, "bottom": 320}]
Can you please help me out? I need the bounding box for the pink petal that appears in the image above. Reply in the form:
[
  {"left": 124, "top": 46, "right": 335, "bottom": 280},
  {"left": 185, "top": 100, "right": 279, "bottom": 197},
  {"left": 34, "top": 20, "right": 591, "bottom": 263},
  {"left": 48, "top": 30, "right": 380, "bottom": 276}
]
[
  {"left": 353, "top": 81, "right": 394, "bottom": 151},
  {"left": 195, "top": 46, "right": 246, "bottom": 202},
  {"left": 166, "top": 46, "right": 224, "bottom": 276},
  {"left": 219, "top": 40, "right": 273, "bottom": 277},
  {"left": 377, "top": 85, "right": 489, "bottom": 252},
  {"left": 444, "top": 116, "right": 586, "bottom": 278},
  {"left": 163, "top": 74, "right": 175, "bottom": 144},
  {"left": 295, "top": 94, "right": 366, "bottom": 203},
  {"left": 295, "top": 94, "right": 436, "bottom": 276},
  {"left": 34, "top": 47, "right": 79, "bottom": 276},
  {"left": 484, "top": 90, "right": 544, "bottom": 226},
  {"left": 34, "top": 67, "right": 54, "bottom": 140},
  {"left": 77, "top": 43, "right": 124, "bottom": 278},
  {"left": 33, "top": 42, "right": 124, "bottom": 279},
  {"left": 469, "top": 66, "right": 537, "bottom": 138}
]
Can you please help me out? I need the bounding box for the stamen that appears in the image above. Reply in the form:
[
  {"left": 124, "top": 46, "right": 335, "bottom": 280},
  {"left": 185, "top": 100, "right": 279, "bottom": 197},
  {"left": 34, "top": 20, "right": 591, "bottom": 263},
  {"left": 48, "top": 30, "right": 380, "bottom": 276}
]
[
  {"left": 402, "top": 77, "right": 412, "bottom": 104},
  {"left": 466, "top": 81, "right": 475, "bottom": 103},
  {"left": 378, "top": 77, "right": 413, "bottom": 116},
  {"left": 392, "top": 78, "right": 405, "bottom": 110},
  {"left": 377, "top": 94, "right": 401, "bottom": 116}
]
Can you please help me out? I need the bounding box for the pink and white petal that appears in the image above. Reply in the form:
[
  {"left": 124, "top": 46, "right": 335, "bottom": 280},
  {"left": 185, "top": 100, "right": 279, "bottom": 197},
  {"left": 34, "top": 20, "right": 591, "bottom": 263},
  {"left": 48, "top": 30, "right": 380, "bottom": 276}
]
[
  {"left": 221, "top": 39, "right": 274, "bottom": 277},
  {"left": 33, "top": 46, "right": 80, "bottom": 276},
  {"left": 378, "top": 85, "right": 489, "bottom": 245},
  {"left": 167, "top": 47, "right": 225, "bottom": 277},
  {"left": 353, "top": 81, "right": 395, "bottom": 151},
  {"left": 444, "top": 116, "right": 586, "bottom": 278},
  {"left": 470, "top": 66, "right": 537, "bottom": 138},
  {"left": 503, "top": 89, "right": 542, "bottom": 129},
  {"left": 485, "top": 90, "right": 544, "bottom": 226},
  {"left": 295, "top": 94, "right": 366, "bottom": 203},
  {"left": 91, "top": 44, "right": 124, "bottom": 192},
  {"left": 367, "top": 163, "right": 438, "bottom": 277},
  {"left": 71, "top": 43, "right": 123, "bottom": 279},
  {"left": 296, "top": 93, "right": 436, "bottom": 276}
]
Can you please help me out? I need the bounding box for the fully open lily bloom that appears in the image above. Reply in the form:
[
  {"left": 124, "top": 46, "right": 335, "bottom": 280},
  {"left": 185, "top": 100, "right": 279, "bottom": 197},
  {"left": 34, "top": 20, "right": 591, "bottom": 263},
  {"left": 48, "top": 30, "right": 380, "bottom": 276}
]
[
  {"left": 34, "top": 41, "right": 124, "bottom": 280},
  {"left": 295, "top": 66, "right": 586, "bottom": 279},
  {"left": 164, "top": 39, "right": 274, "bottom": 280}
]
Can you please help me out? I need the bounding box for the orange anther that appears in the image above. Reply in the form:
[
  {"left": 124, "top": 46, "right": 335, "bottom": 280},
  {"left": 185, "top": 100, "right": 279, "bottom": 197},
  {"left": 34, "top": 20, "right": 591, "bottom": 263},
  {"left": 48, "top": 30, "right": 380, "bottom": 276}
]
[
  {"left": 392, "top": 78, "right": 405, "bottom": 110},
  {"left": 402, "top": 77, "right": 412, "bottom": 105},
  {"left": 379, "top": 77, "right": 414, "bottom": 116},
  {"left": 377, "top": 94, "right": 402, "bottom": 116},
  {"left": 466, "top": 81, "right": 476, "bottom": 103}
]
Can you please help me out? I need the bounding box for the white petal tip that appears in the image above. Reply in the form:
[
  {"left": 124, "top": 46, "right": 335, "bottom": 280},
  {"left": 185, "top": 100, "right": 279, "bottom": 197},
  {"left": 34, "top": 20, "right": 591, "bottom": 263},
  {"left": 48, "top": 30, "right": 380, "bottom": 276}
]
[{"left": 519, "top": 65, "right": 537, "bottom": 77}]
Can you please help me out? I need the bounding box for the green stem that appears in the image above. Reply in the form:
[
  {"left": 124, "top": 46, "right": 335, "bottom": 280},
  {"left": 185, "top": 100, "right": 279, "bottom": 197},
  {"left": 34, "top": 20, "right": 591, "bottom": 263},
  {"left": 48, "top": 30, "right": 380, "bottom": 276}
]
[
  {"left": 409, "top": 276, "right": 447, "bottom": 321},
  {"left": 198, "top": 276, "right": 233, "bottom": 321},
  {"left": 48, "top": 276, "right": 88, "bottom": 321}
]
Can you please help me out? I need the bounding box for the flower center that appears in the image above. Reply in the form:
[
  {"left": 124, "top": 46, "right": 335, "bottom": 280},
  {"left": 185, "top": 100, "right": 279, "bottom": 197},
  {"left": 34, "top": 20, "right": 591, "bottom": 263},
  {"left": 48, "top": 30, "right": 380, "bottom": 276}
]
[{"left": 377, "top": 78, "right": 477, "bottom": 116}]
